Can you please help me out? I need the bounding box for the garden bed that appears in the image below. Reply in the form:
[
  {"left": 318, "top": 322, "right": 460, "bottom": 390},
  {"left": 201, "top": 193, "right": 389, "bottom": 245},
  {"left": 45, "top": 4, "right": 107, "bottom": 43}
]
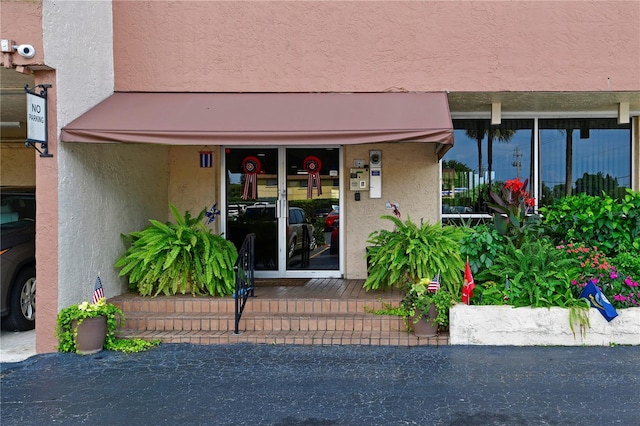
[{"left": 449, "top": 305, "right": 640, "bottom": 346}]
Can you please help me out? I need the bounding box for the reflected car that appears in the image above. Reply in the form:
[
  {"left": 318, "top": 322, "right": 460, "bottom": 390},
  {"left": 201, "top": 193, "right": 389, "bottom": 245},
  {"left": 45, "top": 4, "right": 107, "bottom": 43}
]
[
  {"left": 324, "top": 209, "right": 339, "bottom": 231},
  {"left": 1, "top": 187, "right": 36, "bottom": 331},
  {"left": 329, "top": 219, "right": 339, "bottom": 255},
  {"left": 242, "top": 204, "right": 316, "bottom": 259}
]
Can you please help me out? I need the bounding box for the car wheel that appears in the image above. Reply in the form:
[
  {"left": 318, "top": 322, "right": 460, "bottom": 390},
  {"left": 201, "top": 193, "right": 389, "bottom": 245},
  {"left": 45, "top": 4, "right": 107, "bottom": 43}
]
[{"left": 4, "top": 267, "right": 36, "bottom": 331}]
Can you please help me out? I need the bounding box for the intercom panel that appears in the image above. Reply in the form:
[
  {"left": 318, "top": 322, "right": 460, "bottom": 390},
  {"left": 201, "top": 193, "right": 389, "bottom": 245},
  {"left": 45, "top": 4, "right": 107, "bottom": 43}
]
[
  {"left": 349, "top": 168, "right": 369, "bottom": 191},
  {"left": 369, "top": 150, "right": 382, "bottom": 198}
]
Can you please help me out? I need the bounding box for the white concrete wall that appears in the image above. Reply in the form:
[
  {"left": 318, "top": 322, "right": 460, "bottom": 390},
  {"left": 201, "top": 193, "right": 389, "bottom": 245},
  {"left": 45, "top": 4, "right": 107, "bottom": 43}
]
[
  {"left": 450, "top": 305, "right": 640, "bottom": 346},
  {"left": 37, "top": 2, "right": 170, "bottom": 328},
  {"left": 60, "top": 143, "right": 168, "bottom": 302}
]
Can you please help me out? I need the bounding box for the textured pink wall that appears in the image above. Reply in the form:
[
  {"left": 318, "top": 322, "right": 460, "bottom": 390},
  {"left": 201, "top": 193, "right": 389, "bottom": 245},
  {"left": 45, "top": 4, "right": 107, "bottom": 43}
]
[
  {"left": 113, "top": 1, "right": 640, "bottom": 93},
  {"left": 0, "top": 0, "right": 44, "bottom": 67},
  {"left": 34, "top": 70, "right": 59, "bottom": 353}
]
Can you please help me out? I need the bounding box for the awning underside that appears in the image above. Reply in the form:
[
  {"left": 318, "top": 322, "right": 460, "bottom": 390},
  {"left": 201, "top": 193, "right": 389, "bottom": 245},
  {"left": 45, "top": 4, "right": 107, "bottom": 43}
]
[{"left": 61, "top": 92, "right": 454, "bottom": 156}]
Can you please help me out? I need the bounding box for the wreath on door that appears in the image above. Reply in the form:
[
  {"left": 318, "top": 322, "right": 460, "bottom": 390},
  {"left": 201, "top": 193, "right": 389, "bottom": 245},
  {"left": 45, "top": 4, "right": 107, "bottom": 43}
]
[
  {"left": 304, "top": 155, "right": 322, "bottom": 199},
  {"left": 241, "top": 156, "right": 261, "bottom": 200}
]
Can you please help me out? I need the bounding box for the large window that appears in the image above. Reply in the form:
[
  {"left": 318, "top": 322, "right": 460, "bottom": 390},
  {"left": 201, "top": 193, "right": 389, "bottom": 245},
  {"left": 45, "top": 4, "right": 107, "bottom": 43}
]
[
  {"left": 539, "top": 118, "right": 631, "bottom": 206},
  {"left": 442, "top": 118, "right": 632, "bottom": 214},
  {"left": 443, "top": 119, "right": 533, "bottom": 214}
]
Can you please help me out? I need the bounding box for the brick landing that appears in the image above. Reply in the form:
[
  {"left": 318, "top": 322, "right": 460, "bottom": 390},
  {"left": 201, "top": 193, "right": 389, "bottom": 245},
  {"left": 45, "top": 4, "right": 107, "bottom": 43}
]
[{"left": 109, "top": 278, "right": 449, "bottom": 346}]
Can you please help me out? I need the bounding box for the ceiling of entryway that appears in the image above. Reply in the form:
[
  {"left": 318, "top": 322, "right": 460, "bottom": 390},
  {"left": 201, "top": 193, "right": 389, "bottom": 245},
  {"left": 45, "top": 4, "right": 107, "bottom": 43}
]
[{"left": 0, "top": 67, "right": 34, "bottom": 144}]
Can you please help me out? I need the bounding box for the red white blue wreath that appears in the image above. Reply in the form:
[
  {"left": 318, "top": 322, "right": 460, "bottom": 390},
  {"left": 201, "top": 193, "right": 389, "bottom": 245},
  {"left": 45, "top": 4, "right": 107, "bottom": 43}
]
[
  {"left": 241, "top": 156, "right": 261, "bottom": 200},
  {"left": 304, "top": 156, "right": 323, "bottom": 199}
]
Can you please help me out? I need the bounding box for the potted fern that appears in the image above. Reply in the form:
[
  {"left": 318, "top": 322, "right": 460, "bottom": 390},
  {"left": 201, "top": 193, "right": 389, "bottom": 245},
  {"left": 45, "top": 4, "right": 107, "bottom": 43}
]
[
  {"left": 115, "top": 204, "right": 238, "bottom": 297},
  {"left": 363, "top": 215, "right": 468, "bottom": 334}
]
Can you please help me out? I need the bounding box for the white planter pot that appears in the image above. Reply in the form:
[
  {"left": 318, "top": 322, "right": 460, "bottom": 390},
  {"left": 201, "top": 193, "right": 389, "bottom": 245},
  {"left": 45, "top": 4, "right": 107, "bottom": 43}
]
[{"left": 449, "top": 305, "right": 640, "bottom": 346}]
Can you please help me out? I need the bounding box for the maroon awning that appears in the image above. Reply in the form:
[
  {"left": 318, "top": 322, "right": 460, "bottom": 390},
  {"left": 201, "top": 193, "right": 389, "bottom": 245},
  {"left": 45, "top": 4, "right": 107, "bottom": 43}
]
[{"left": 61, "top": 92, "right": 454, "bottom": 158}]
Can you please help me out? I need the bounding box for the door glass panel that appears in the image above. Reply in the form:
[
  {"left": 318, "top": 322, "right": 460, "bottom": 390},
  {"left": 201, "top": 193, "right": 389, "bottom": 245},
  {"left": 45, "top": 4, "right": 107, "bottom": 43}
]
[
  {"left": 225, "top": 148, "right": 279, "bottom": 270},
  {"left": 286, "top": 148, "right": 340, "bottom": 271}
]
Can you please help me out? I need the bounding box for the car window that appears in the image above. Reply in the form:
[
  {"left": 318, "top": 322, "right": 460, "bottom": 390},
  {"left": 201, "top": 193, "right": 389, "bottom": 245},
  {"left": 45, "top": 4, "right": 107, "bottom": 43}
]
[
  {"left": 289, "top": 208, "right": 301, "bottom": 224},
  {"left": 0, "top": 194, "right": 35, "bottom": 224}
]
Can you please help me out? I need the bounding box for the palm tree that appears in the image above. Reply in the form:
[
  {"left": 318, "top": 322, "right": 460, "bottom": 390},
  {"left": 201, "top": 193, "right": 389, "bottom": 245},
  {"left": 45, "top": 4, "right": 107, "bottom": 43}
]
[
  {"left": 562, "top": 127, "right": 574, "bottom": 196},
  {"left": 465, "top": 122, "right": 516, "bottom": 207}
]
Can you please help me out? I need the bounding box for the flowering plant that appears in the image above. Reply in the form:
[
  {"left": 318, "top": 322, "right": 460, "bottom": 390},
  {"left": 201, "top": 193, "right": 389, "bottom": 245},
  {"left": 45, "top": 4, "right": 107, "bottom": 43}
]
[
  {"left": 401, "top": 278, "right": 454, "bottom": 327},
  {"left": 561, "top": 244, "right": 640, "bottom": 309},
  {"left": 56, "top": 298, "right": 124, "bottom": 353},
  {"left": 487, "top": 177, "right": 537, "bottom": 247}
]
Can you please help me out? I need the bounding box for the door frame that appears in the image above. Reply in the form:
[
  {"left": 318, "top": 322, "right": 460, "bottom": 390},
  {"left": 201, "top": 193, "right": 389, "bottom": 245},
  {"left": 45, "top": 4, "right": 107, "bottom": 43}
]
[{"left": 220, "top": 146, "right": 344, "bottom": 279}]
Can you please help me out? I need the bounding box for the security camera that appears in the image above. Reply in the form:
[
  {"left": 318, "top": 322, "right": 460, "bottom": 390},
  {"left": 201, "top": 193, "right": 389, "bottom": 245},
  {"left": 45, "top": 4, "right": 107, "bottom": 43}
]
[{"left": 16, "top": 44, "right": 35, "bottom": 59}]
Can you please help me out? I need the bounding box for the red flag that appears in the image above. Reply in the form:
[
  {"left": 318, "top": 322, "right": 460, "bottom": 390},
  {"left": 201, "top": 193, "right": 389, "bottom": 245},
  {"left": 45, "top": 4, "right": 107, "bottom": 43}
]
[{"left": 461, "top": 258, "right": 475, "bottom": 305}]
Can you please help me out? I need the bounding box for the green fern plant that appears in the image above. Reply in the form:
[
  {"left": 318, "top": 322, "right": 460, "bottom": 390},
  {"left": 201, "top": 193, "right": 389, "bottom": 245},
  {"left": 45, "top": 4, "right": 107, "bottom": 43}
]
[
  {"left": 115, "top": 204, "right": 238, "bottom": 297},
  {"left": 475, "top": 236, "right": 579, "bottom": 308},
  {"left": 363, "top": 215, "right": 467, "bottom": 297}
]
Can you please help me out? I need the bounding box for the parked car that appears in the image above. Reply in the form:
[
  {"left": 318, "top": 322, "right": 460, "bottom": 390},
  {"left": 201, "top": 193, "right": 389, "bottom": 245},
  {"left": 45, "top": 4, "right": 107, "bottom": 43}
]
[
  {"left": 329, "top": 219, "right": 339, "bottom": 255},
  {"left": 324, "top": 208, "right": 339, "bottom": 231},
  {"left": 1, "top": 187, "right": 36, "bottom": 331},
  {"left": 242, "top": 204, "right": 316, "bottom": 259}
]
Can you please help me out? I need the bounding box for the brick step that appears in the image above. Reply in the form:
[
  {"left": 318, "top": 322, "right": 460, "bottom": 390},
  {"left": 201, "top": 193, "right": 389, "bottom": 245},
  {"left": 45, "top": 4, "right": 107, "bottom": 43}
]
[
  {"left": 116, "top": 329, "right": 449, "bottom": 347},
  {"left": 120, "top": 311, "right": 407, "bottom": 333},
  {"left": 109, "top": 294, "right": 403, "bottom": 315}
]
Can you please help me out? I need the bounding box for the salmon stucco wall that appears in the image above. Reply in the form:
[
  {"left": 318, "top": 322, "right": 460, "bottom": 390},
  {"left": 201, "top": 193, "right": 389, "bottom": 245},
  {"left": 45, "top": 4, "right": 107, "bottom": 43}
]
[
  {"left": 0, "top": 0, "right": 44, "bottom": 68},
  {"left": 344, "top": 143, "right": 440, "bottom": 279},
  {"left": 112, "top": 1, "right": 640, "bottom": 93},
  {"left": 168, "top": 146, "right": 220, "bottom": 234},
  {"left": 1, "top": 146, "right": 35, "bottom": 186}
]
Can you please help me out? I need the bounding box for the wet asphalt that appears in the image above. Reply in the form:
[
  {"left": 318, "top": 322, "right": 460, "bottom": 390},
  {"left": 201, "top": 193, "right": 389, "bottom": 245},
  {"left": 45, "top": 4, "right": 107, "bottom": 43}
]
[{"left": 1, "top": 343, "right": 638, "bottom": 426}]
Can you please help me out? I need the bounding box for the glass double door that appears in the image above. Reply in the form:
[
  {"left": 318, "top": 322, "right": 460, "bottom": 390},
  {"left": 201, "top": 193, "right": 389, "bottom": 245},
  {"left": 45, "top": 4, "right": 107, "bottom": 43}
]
[{"left": 224, "top": 147, "right": 341, "bottom": 278}]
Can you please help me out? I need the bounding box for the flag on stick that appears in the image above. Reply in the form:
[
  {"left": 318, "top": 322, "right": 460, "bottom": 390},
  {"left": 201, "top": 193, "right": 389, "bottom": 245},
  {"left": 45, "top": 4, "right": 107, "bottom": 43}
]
[
  {"left": 461, "top": 258, "right": 475, "bottom": 305},
  {"left": 92, "top": 275, "right": 104, "bottom": 304},
  {"left": 427, "top": 273, "right": 441, "bottom": 293}
]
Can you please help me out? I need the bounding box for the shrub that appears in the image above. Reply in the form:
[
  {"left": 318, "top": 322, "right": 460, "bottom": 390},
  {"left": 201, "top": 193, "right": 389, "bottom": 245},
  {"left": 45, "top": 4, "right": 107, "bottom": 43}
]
[
  {"left": 363, "top": 215, "right": 467, "bottom": 297},
  {"left": 459, "top": 225, "right": 507, "bottom": 275},
  {"left": 474, "top": 236, "right": 579, "bottom": 307},
  {"left": 115, "top": 204, "right": 238, "bottom": 297},
  {"left": 561, "top": 243, "right": 640, "bottom": 309},
  {"left": 540, "top": 189, "right": 640, "bottom": 257}
]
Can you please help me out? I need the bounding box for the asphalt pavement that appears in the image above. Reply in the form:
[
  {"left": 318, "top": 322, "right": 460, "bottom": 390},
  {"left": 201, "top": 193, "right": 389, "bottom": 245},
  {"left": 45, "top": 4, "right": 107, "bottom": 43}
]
[{"left": 1, "top": 343, "right": 638, "bottom": 425}]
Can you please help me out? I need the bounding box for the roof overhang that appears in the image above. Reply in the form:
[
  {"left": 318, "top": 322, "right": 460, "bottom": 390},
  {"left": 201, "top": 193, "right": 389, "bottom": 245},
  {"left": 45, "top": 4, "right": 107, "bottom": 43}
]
[{"left": 61, "top": 92, "right": 454, "bottom": 159}]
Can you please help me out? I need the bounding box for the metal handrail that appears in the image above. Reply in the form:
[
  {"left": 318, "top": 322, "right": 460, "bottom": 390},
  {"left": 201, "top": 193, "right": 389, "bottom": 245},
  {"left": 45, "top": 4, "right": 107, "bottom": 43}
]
[{"left": 233, "top": 233, "right": 255, "bottom": 334}]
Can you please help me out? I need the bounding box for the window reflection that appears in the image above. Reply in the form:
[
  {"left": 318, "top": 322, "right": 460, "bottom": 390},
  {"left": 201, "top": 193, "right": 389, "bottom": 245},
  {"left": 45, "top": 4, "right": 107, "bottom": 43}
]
[
  {"left": 539, "top": 118, "right": 631, "bottom": 206},
  {"left": 444, "top": 119, "right": 533, "bottom": 214},
  {"left": 442, "top": 118, "right": 632, "bottom": 214}
]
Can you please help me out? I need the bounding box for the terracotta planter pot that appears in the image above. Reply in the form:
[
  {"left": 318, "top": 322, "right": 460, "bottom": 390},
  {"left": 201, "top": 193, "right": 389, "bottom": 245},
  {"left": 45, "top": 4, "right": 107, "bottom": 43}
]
[
  {"left": 410, "top": 304, "right": 438, "bottom": 337},
  {"left": 72, "top": 316, "right": 107, "bottom": 354}
]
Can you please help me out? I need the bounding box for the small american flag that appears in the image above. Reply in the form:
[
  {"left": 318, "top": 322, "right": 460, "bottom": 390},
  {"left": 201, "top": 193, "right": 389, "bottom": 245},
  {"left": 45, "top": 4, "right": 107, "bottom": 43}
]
[
  {"left": 427, "top": 273, "right": 441, "bottom": 293},
  {"left": 92, "top": 276, "right": 105, "bottom": 304}
]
